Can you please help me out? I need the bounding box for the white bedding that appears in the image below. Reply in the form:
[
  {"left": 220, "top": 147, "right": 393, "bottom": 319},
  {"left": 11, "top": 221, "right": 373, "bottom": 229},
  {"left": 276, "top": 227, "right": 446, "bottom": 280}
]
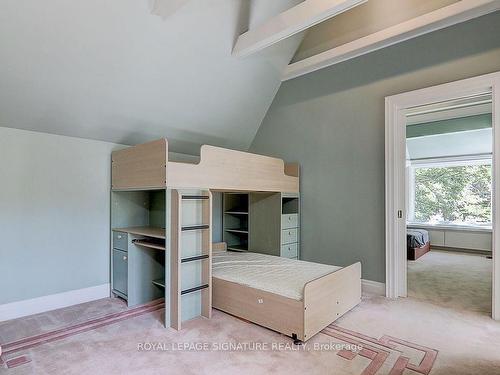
[{"left": 212, "top": 251, "right": 341, "bottom": 301}]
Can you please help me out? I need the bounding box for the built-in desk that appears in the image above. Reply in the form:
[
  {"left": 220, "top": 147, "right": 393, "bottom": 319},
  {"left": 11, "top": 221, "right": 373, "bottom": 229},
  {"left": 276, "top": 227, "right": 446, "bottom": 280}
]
[{"left": 111, "top": 226, "right": 166, "bottom": 306}]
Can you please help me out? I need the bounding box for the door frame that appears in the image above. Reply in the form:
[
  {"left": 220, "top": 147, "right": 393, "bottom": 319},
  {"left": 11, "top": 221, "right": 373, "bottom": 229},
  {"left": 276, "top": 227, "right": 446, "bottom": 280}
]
[{"left": 385, "top": 71, "right": 500, "bottom": 320}]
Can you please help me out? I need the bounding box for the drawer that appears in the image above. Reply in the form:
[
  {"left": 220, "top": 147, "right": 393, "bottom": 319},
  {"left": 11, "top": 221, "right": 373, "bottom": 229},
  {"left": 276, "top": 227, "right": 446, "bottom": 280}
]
[
  {"left": 282, "top": 214, "right": 299, "bottom": 229},
  {"left": 281, "top": 228, "right": 298, "bottom": 245},
  {"left": 281, "top": 243, "right": 298, "bottom": 259},
  {"left": 112, "top": 249, "right": 128, "bottom": 296},
  {"left": 113, "top": 231, "right": 127, "bottom": 251}
]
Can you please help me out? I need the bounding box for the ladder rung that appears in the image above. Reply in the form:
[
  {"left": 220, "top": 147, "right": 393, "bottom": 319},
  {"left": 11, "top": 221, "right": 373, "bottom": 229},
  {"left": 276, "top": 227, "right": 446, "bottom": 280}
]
[
  {"left": 181, "top": 254, "right": 210, "bottom": 263},
  {"left": 181, "top": 284, "right": 209, "bottom": 295},
  {"left": 181, "top": 225, "right": 209, "bottom": 231},
  {"left": 182, "top": 195, "right": 209, "bottom": 200}
]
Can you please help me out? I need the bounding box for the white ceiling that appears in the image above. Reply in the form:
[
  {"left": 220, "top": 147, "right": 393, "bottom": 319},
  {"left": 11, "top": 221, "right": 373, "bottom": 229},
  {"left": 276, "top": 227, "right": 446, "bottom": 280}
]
[{"left": 0, "top": 0, "right": 302, "bottom": 154}]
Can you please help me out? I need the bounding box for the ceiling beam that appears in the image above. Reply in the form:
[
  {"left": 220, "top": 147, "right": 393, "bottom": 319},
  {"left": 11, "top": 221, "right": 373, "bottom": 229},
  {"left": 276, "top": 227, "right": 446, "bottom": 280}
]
[
  {"left": 283, "top": 0, "right": 500, "bottom": 81},
  {"left": 232, "top": 0, "right": 367, "bottom": 58}
]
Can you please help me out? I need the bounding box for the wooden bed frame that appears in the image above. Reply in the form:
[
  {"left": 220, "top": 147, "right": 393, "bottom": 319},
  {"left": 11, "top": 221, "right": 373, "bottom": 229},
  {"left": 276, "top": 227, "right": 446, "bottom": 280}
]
[
  {"left": 112, "top": 138, "right": 299, "bottom": 193},
  {"left": 212, "top": 250, "right": 361, "bottom": 342},
  {"left": 407, "top": 241, "right": 431, "bottom": 261}
]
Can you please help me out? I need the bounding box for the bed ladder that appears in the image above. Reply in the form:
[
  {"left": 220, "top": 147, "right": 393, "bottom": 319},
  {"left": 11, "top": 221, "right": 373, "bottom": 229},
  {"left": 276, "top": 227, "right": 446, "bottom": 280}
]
[{"left": 169, "top": 189, "right": 212, "bottom": 330}]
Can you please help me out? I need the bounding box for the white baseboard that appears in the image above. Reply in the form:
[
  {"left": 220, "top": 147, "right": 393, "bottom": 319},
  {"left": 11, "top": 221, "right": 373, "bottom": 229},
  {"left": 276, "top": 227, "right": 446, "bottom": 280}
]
[
  {"left": 0, "top": 284, "right": 110, "bottom": 322},
  {"left": 362, "top": 279, "right": 386, "bottom": 296}
]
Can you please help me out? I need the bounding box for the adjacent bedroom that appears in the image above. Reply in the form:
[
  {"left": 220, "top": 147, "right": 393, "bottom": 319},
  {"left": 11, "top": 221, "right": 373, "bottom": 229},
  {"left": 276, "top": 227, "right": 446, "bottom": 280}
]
[{"left": 405, "top": 95, "right": 493, "bottom": 315}]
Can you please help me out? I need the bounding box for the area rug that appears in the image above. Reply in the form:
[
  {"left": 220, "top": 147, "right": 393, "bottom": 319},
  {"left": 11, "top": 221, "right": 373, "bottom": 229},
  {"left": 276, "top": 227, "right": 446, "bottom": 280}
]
[{"left": 0, "top": 299, "right": 437, "bottom": 375}]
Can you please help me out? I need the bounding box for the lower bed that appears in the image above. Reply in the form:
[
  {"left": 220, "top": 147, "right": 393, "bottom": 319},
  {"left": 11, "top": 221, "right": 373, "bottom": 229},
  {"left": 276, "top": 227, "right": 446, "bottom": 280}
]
[{"left": 212, "top": 250, "right": 361, "bottom": 342}]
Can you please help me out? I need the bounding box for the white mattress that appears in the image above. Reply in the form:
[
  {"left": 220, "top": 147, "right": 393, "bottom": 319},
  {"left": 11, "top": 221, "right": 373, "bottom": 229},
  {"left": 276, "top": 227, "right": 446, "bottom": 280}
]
[{"left": 212, "top": 251, "right": 341, "bottom": 301}]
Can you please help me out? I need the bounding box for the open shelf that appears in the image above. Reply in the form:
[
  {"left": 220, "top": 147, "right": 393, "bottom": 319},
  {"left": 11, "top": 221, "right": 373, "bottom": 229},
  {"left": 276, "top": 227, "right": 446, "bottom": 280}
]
[
  {"left": 133, "top": 239, "right": 166, "bottom": 251},
  {"left": 152, "top": 279, "right": 165, "bottom": 288},
  {"left": 227, "top": 244, "right": 248, "bottom": 252},
  {"left": 224, "top": 209, "right": 248, "bottom": 215},
  {"left": 225, "top": 228, "right": 248, "bottom": 234}
]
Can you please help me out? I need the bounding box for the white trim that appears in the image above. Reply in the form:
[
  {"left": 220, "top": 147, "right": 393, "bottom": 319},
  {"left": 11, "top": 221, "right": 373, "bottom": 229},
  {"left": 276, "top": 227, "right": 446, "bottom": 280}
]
[
  {"left": 283, "top": 0, "right": 500, "bottom": 81},
  {"left": 0, "top": 284, "right": 110, "bottom": 322},
  {"left": 407, "top": 222, "right": 492, "bottom": 233},
  {"left": 385, "top": 71, "right": 500, "bottom": 320},
  {"left": 362, "top": 279, "right": 386, "bottom": 296},
  {"left": 232, "top": 0, "right": 366, "bottom": 58}
]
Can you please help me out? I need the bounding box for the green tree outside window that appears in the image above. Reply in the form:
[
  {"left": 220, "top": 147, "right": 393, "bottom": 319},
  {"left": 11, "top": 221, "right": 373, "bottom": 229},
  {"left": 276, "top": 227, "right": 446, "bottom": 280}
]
[{"left": 414, "top": 164, "right": 492, "bottom": 225}]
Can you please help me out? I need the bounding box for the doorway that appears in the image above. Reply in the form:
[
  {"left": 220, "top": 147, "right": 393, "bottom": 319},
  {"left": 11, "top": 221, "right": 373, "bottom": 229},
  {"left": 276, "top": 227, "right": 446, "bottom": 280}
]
[
  {"left": 385, "top": 72, "right": 500, "bottom": 320},
  {"left": 405, "top": 95, "right": 492, "bottom": 314}
]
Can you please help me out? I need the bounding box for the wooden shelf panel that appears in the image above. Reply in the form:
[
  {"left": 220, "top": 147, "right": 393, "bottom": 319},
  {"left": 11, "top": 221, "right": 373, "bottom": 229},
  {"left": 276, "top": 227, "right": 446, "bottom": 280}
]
[
  {"left": 225, "top": 228, "right": 249, "bottom": 234},
  {"left": 113, "top": 226, "right": 166, "bottom": 239},
  {"left": 133, "top": 239, "right": 166, "bottom": 251},
  {"left": 152, "top": 279, "right": 165, "bottom": 288}
]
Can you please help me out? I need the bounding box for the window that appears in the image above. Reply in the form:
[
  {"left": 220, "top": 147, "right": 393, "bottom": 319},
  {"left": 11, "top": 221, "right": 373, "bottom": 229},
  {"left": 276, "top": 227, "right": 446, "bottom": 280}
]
[{"left": 408, "top": 158, "right": 492, "bottom": 228}]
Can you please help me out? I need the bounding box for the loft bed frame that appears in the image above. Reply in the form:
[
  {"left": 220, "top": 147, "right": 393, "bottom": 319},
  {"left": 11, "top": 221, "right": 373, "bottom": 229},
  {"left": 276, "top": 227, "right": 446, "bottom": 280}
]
[
  {"left": 111, "top": 138, "right": 361, "bottom": 342},
  {"left": 111, "top": 138, "right": 299, "bottom": 193}
]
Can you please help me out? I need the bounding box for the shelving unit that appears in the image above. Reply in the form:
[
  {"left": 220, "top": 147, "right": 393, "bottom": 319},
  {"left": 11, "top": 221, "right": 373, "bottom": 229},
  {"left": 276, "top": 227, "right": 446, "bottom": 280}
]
[
  {"left": 223, "top": 193, "right": 249, "bottom": 252},
  {"left": 223, "top": 192, "right": 300, "bottom": 259}
]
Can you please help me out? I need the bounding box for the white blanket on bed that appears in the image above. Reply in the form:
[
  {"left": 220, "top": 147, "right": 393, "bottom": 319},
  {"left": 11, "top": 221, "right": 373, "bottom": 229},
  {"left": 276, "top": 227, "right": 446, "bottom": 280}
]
[{"left": 212, "top": 251, "right": 341, "bottom": 301}]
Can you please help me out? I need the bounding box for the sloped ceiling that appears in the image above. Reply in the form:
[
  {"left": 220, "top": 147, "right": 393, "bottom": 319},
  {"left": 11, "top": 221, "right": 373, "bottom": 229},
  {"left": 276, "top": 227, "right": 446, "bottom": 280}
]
[{"left": 0, "top": 0, "right": 302, "bottom": 153}]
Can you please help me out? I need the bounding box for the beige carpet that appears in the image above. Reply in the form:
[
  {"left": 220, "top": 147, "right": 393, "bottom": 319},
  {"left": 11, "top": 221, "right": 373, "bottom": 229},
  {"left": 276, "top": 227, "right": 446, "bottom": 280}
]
[
  {"left": 407, "top": 250, "right": 492, "bottom": 314},
  {"left": 1, "top": 292, "right": 500, "bottom": 374}
]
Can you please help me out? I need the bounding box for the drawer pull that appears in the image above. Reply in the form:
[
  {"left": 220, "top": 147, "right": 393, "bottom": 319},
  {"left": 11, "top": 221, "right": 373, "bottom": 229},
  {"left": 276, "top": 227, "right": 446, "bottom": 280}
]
[
  {"left": 117, "top": 235, "right": 122, "bottom": 239},
  {"left": 123, "top": 256, "right": 127, "bottom": 261},
  {"left": 288, "top": 231, "right": 292, "bottom": 235}
]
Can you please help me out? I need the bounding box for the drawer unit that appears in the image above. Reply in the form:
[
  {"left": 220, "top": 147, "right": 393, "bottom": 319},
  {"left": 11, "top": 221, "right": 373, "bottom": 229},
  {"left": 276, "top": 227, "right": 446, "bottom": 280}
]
[
  {"left": 281, "top": 214, "right": 299, "bottom": 229},
  {"left": 281, "top": 228, "right": 298, "bottom": 245},
  {"left": 112, "top": 249, "right": 128, "bottom": 297},
  {"left": 113, "top": 231, "right": 128, "bottom": 251},
  {"left": 281, "top": 243, "right": 298, "bottom": 259}
]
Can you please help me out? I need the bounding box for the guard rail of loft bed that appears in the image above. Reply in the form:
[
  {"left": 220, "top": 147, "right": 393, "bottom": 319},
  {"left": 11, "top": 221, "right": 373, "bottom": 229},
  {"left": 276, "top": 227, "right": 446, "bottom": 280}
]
[{"left": 111, "top": 138, "right": 300, "bottom": 193}]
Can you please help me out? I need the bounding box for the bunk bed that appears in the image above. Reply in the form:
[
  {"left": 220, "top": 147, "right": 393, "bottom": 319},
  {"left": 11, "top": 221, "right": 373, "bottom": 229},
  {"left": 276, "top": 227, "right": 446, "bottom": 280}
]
[{"left": 110, "top": 138, "right": 361, "bottom": 342}]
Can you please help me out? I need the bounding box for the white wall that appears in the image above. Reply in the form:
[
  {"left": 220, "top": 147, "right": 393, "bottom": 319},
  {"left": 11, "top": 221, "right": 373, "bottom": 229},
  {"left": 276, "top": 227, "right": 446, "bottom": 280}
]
[{"left": 0, "top": 127, "right": 123, "bottom": 305}]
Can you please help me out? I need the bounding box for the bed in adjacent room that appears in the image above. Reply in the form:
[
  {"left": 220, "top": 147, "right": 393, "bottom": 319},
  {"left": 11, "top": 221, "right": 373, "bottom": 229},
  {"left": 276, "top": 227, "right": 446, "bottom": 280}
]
[
  {"left": 212, "top": 249, "right": 361, "bottom": 343},
  {"left": 407, "top": 228, "right": 431, "bottom": 260}
]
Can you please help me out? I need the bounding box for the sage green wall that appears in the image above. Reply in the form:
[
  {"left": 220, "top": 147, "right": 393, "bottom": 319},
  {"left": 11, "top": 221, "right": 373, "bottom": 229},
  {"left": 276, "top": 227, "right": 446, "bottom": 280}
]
[
  {"left": 250, "top": 12, "right": 500, "bottom": 282},
  {"left": 0, "top": 127, "right": 123, "bottom": 304}
]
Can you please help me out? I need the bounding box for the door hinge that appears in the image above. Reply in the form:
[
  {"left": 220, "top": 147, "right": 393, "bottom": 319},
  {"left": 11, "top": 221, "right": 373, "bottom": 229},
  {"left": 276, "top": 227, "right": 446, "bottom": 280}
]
[{"left": 397, "top": 210, "right": 403, "bottom": 219}]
